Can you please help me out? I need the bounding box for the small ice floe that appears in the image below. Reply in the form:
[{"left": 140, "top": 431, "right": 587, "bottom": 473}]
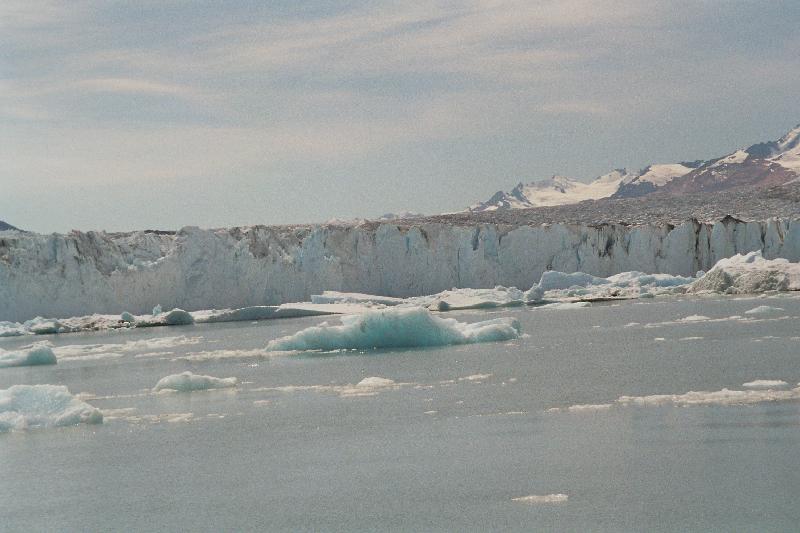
[
  {"left": 678, "top": 315, "right": 710, "bottom": 322},
  {"left": 153, "top": 371, "right": 237, "bottom": 392},
  {"left": 0, "top": 384, "right": 102, "bottom": 432},
  {"left": 512, "top": 494, "right": 569, "bottom": 504},
  {"left": 338, "top": 377, "right": 398, "bottom": 398},
  {"left": 0, "top": 342, "right": 57, "bottom": 368},
  {"left": 553, "top": 403, "right": 613, "bottom": 413},
  {"left": 536, "top": 302, "right": 591, "bottom": 310},
  {"left": 265, "top": 307, "right": 521, "bottom": 352},
  {"left": 175, "top": 348, "right": 272, "bottom": 362},
  {"left": 458, "top": 374, "right": 492, "bottom": 382},
  {"left": 742, "top": 380, "right": 789, "bottom": 389},
  {"left": 53, "top": 335, "right": 201, "bottom": 362},
  {"left": 744, "top": 305, "right": 784, "bottom": 315},
  {"left": 258, "top": 376, "right": 407, "bottom": 398},
  {"left": 550, "top": 381, "right": 800, "bottom": 411}
]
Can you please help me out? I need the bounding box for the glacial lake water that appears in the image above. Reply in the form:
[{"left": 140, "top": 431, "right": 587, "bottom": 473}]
[{"left": 2, "top": 295, "right": 800, "bottom": 532}]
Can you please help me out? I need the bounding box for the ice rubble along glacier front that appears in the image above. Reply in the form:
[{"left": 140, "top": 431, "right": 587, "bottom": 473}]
[{"left": 3, "top": 215, "right": 800, "bottom": 322}]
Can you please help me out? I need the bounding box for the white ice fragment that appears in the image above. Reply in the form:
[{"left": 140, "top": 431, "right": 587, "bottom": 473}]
[
  {"left": 356, "top": 377, "right": 396, "bottom": 388},
  {"left": 0, "top": 342, "right": 57, "bottom": 368},
  {"left": 152, "top": 304, "right": 162, "bottom": 315},
  {"left": 265, "top": 307, "right": 521, "bottom": 352},
  {"left": 153, "top": 371, "right": 237, "bottom": 392},
  {"left": 311, "top": 291, "right": 404, "bottom": 306},
  {"left": 678, "top": 315, "right": 709, "bottom": 322},
  {"left": 742, "top": 380, "right": 789, "bottom": 389},
  {"left": 552, "top": 381, "right": 800, "bottom": 412},
  {"left": 512, "top": 494, "right": 568, "bottom": 504},
  {"left": 0, "top": 384, "right": 102, "bottom": 432},
  {"left": 120, "top": 311, "right": 135, "bottom": 322},
  {"left": 536, "top": 301, "right": 591, "bottom": 310},
  {"left": 744, "top": 305, "right": 784, "bottom": 315},
  {"left": 423, "top": 286, "right": 524, "bottom": 311}
]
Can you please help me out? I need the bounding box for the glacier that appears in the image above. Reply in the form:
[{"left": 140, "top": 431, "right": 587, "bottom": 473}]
[
  {"left": 3, "top": 216, "right": 800, "bottom": 322},
  {"left": 265, "top": 307, "right": 521, "bottom": 352},
  {"left": 0, "top": 384, "right": 102, "bottom": 432}
]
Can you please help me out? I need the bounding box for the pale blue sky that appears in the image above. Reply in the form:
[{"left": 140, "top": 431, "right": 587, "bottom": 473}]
[{"left": 2, "top": 0, "right": 799, "bottom": 232}]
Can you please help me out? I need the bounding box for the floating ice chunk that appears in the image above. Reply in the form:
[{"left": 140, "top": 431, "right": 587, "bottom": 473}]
[
  {"left": 536, "top": 301, "right": 591, "bottom": 310},
  {"left": 512, "top": 494, "right": 568, "bottom": 504},
  {"left": 152, "top": 304, "right": 162, "bottom": 315},
  {"left": 678, "top": 315, "right": 709, "bottom": 322},
  {"left": 23, "top": 316, "right": 64, "bottom": 334},
  {"left": 459, "top": 373, "right": 492, "bottom": 382},
  {"left": 54, "top": 335, "right": 201, "bottom": 362},
  {"left": 0, "top": 384, "right": 102, "bottom": 432},
  {"left": 615, "top": 387, "right": 800, "bottom": 407},
  {"left": 744, "top": 305, "right": 784, "bottom": 315},
  {"left": 0, "top": 321, "right": 27, "bottom": 337},
  {"left": 524, "top": 269, "right": 694, "bottom": 302},
  {"left": 689, "top": 251, "right": 800, "bottom": 294},
  {"left": 275, "top": 302, "right": 376, "bottom": 316},
  {"left": 138, "top": 308, "right": 194, "bottom": 327},
  {"left": 742, "top": 380, "right": 789, "bottom": 389},
  {"left": 0, "top": 343, "right": 57, "bottom": 368},
  {"left": 606, "top": 271, "right": 694, "bottom": 288},
  {"left": 310, "top": 291, "right": 405, "bottom": 306},
  {"left": 537, "top": 271, "right": 609, "bottom": 291},
  {"left": 356, "top": 377, "right": 396, "bottom": 388},
  {"left": 192, "top": 306, "right": 279, "bottom": 323},
  {"left": 422, "top": 286, "right": 525, "bottom": 311},
  {"left": 153, "top": 371, "right": 237, "bottom": 392},
  {"left": 265, "top": 307, "right": 521, "bottom": 352},
  {"left": 120, "top": 311, "right": 136, "bottom": 322},
  {"left": 552, "top": 381, "right": 800, "bottom": 411}
]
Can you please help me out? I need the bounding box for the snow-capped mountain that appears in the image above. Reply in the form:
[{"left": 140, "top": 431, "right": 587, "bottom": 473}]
[
  {"left": 0, "top": 220, "right": 19, "bottom": 231},
  {"left": 471, "top": 170, "right": 631, "bottom": 211},
  {"left": 470, "top": 124, "right": 800, "bottom": 211},
  {"left": 659, "top": 124, "right": 800, "bottom": 194},
  {"left": 612, "top": 162, "right": 701, "bottom": 198}
]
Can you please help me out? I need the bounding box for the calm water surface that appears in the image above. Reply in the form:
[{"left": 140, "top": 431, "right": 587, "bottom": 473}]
[{"left": 2, "top": 295, "right": 800, "bottom": 532}]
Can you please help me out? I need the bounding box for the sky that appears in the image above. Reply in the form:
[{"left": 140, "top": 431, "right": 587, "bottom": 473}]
[{"left": 2, "top": 1, "right": 799, "bottom": 233}]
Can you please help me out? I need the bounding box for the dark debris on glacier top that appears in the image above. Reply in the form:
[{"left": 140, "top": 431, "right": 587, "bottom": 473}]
[{"left": 394, "top": 183, "right": 800, "bottom": 229}]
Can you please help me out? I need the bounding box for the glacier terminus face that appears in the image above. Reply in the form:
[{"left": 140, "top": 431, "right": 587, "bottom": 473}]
[{"left": 2, "top": 216, "right": 800, "bottom": 322}]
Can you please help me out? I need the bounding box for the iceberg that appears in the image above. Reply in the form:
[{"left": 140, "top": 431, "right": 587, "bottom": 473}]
[
  {"left": 524, "top": 270, "right": 695, "bottom": 302},
  {"left": 138, "top": 308, "right": 195, "bottom": 327},
  {"left": 420, "top": 286, "right": 525, "bottom": 311},
  {"left": 0, "top": 384, "right": 102, "bottom": 432},
  {"left": 266, "top": 307, "right": 521, "bottom": 352},
  {"left": 688, "top": 251, "right": 800, "bottom": 294},
  {"left": 153, "top": 371, "right": 238, "bottom": 392},
  {"left": 0, "top": 343, "right": 57, "bottom": 368}
]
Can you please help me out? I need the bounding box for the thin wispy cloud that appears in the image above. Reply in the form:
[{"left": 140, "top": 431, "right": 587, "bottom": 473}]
[{"left": 2, "top": 0, "right": 798, "bottom": 232}]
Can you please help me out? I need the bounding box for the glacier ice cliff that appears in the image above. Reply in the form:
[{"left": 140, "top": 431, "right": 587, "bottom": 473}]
[{"left": 3, "top": 216, "right": 800, "bottom": 322}]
